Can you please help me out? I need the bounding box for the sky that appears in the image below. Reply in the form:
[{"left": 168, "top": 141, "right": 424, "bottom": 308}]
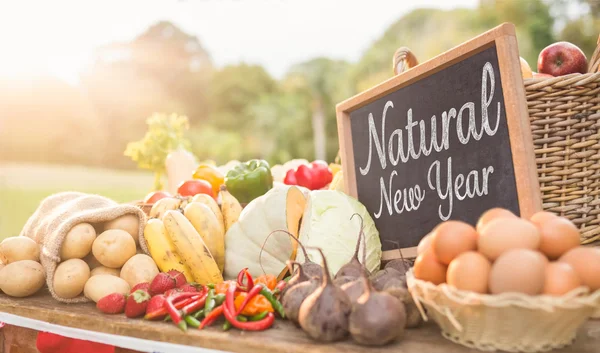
[{"left": 0, "top": 0, "right": 479, "bottom": 84}]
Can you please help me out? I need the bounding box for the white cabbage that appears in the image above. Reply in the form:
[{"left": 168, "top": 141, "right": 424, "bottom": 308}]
[{"left": 296, "top": 190, "right": 382, "bottom": 277}]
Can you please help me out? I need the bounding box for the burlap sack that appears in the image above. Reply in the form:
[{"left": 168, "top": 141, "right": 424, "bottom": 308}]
[{"left": 20, "top": 192, "right": 149, "bottom": 303}]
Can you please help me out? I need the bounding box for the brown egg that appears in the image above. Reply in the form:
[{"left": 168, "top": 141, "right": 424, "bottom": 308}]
[
  {"left": 543, "top": 262, "right": 582, "bottom": 296},
  {"left": 414, "top": 249, "right": 447, "bottom": 285},
  {"left": 476, "top": 208, "right": 517, "bottom": 232},
  {"left": 478, "top": 218, "right": 541, "bottom": 261},
  {"left": 447, "top": 251, "right": 491, "bottom": 294},
  {"left": 417, "top": 233, "right": 432, "bottom": 256},
  {"left": 489, "top": 249, "right": 546, "bottom": 295},
  {"left": 559, "top": 247, "right": 600, "bottom": 291},
  {"left": 535, "top": 217, "right": 580, "bottom": 260},
  {"left": 530, "top": 211, "right": 558, "bottom": 225},
  {"left": 431, "top": 221, "right": 478, "bottom": 265}
]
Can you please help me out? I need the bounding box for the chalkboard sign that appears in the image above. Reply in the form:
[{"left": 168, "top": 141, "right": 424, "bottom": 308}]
[{"left": 336, "top": 23, "right": 541, "bottom": 259}]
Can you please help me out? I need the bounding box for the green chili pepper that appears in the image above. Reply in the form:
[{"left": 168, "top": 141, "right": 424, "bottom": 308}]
[
  {"left": 184, "top": 315, "right": 201, "bottom": 328},
  {"left": 215, "top": 293, "right": 226, "bottom": 306},
  {"left": 249, "top": 311, "right": 269, "bottom": 321},
  {"left": 260, "top": 286, "right": 285, "bottom": 318},
  {"left": 225, "top": 159, "right": 273, "bottom": 203},
  {"left": 207, "top": 283, "right": 215, "bottom": 289},
  {"left": 223, "top": 321, "right": 232, "bottom": 331},
  {"left": 193, "top": 309, "right": 205, "bottom": 319},
  {"left": 164, "top": 315, "right": 172, "bottom": 322},
  {"left": 204, "top": 289, "right": 216, "bottom": 314},
  {"left": 237, "top": 315, "right": 248, "bottom": 322}
]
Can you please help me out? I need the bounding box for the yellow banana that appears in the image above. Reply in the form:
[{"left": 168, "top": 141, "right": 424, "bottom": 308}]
[
  {"left": 143, "top": 219, "right": 194, "bottom": 282},
  {"left": 184, "top": 202, "right": 225, "bottom": 272},
  {"left": 149, "top": 197, "right": 182, "bottom": 219},
  {"left": 163, "top": 210, "right": 223, "bottom": 284},
  {"left": 178, "top": 196, "right": 193, "bottom": 210},
  {"left": 191, "top": 194, "right": 224, "bottom": 235},
  {"left": 219, "top": 185, "right": 242, "bottom": 232}
]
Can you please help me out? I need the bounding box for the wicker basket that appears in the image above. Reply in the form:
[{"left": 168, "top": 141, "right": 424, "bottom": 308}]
[
  {"left": 394, "top": 37, "right": 600, "bottom": 244},
  {"left": 406, "top": 270, "right": 600, "bottom": 352}
]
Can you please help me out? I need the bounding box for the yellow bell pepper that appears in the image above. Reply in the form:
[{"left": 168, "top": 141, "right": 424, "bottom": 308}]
[{"left": 193, "top": 164, "right": 225, "bottom": 195}]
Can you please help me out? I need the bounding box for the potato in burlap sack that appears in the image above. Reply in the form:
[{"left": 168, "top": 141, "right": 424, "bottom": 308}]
[{"left": 20, "top": 192, "right": 149, "bottom": 303}]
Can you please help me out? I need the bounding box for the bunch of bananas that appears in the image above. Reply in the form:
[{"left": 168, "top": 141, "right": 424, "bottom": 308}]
[{"left": 143, "top": 187, "right": 243, "bottom": 284}]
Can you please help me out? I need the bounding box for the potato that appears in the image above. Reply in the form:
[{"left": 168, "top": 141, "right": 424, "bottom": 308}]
[
  {"left": 84, "top": 275, "right": 130, "bottom": 303},
  {"left": 0, "top": 260, "right": 45, "bottom": 297},
  {"left": 0, "top": 237, "right": 40, "bottom": 264},
  {"left": 53, "top": 259, "right": 90, "bottom": 299},
  {"left": 83, "top": 253, "right": 102, "bottom": 270},
  {"left": 60, "top": 223, "right": 96, "bottom": 260},
  {"left": 92, "top": 229, "right": 136, "bottom": 268},
  {"left": 104, "top": 214, "right": 140, "bottom": 245},
  {"left": 90, "top": 266, "right": 121, "bottom": 277},
  {"left": 120, "top": 254, "right": 159, "bottom": 287}
]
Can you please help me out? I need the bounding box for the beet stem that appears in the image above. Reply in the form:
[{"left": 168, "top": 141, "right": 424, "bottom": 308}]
[
  {"left": 350, "top": 213, "right": 366, "bottom": 269},
  {"left": 260, "top": 229, "right": 312, "bottom": 276},
  {"left": 307, "top": 247, "right": 331, "bottom": 285}
]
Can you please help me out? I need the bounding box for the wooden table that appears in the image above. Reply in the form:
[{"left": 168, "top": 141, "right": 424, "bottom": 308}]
[{"left": 0, "top": 291, "right": 598, "bottom": 353}]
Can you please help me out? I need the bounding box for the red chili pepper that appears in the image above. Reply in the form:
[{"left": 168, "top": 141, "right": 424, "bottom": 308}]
[
  {"left": 235, "top": 284, "right": 263, "bottom": 316},
  {"left": 223, "top": 303, "right": 275, "bottom": 331},
  {"left": 199, "top": 305, "right": 224, "bottom": 329},
  {"left": 181, "top": 292, "right": 208, "bottom": 316},
  {"left": 236, "top": 268, "right": 254, "bottom": 291},
  {"left": 283, "top": 161, "right": 332, "bottom": 190},
  {"left": 274, "top": 280, "right": 286, "bottom": 294},
  {"left": 225, "top": 282, "right": 237, "bottom": 314},
  {"left": 144, "top": 295, "right": 200, "bottom": 320},
  {"left": 165, "top": 293, "right": 201, "bottom": 331}
]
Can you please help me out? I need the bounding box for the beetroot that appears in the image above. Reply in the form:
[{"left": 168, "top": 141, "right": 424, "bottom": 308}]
[
  {"left": 349, "top": 275, "right": 406, "bottom": 346},
  {"left": 335, "top": 214, "right": 368, "bottom": 280},
  {"left": 298, "top": 247, "right": 352, "bottom": 342}
]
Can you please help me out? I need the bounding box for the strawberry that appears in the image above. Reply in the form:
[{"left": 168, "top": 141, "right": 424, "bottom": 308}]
[
  {"left": 149, "top": 273, "right": 177, "bottom": 295},
  {"left": 130, "top": 282, "right": 150, "bottom": 294},
  {"left": 167, "top": 270, "right": 187, "bottom": 287},
  {"left": 177, "top": 284, "right": 198, "bottom": 293},
  {"left": 164, "top": 288, "right": 182, "bottom": 297},
  {"left": 97, "top": 293, "right": 127, "bottom": 314},
  {"left": 125, "top": 289, "right": 151, "bottom": 318},
  {"left": 144, "top": 294, "right": 166, "bottom": 318}
]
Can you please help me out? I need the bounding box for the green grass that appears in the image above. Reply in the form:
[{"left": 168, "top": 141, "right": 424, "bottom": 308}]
[{"left": 0, "top": 163, "right": 155, "bottom": 239}]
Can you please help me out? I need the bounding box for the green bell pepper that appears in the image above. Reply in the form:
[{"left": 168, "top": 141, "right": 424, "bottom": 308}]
[{"left": 225, "top": 159, "right": 273, "bottom": 203}]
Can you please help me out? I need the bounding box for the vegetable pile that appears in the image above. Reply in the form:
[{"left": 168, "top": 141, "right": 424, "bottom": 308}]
[
  {"left": 97, "top": 268, "right": 286, "bottom": 332},
  {"left": 276, "top": 222, "right": 420, "bottom": 346}
]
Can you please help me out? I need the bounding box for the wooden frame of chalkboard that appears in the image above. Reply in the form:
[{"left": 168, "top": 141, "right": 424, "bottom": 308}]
[{"left": 336, "top": 23, "right": 542, "bottom": 260}]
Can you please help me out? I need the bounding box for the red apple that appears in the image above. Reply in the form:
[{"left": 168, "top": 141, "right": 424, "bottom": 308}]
[
  {"left": 533, "top": 72, "right": 554, "bottom": 79},
  {"left": 537, "top": 42, "right": 587, "bottom": 77},
  {"left": 177, "top": 180, "right": 214, "bottom": 198},
  {"left": 143, "top": 191, "right": 172, "bottom": 204}
]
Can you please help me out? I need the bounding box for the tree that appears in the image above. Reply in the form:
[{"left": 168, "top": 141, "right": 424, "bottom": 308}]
[
  {"left": 350, "top": 8, "right": 487, "bottom": 94},
  {"left": 286, "top": 58, "right": 352, "bottom": 161},
  {"left": 550, "top": 0, "right": 600, "bottom": 61},
  {"left": 80, "top": 21, "right": 213, "bottom": 169},
  {"left": 207, "top": 63, "right": 276, "bottom": 131}
]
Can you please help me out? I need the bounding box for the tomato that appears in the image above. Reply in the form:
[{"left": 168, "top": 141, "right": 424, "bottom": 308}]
[
  {"left": 143, "top": 191, "right": 172, "bottom": 204},
  {"left": 177, "top": 180, "right": 215, "bottom": 198}
]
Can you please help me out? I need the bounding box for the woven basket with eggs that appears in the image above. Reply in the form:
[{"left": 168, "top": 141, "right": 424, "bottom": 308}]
[{"left": 407, "top": 209, "right": 600, "bottom": 352}]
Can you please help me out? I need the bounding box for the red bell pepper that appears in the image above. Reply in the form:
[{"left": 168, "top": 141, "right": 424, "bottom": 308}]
[{"left": 283, "top": 161, "right": 333, "bottom": 190}]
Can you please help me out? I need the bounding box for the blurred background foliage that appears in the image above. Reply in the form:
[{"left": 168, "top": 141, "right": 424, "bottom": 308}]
[{"left": 1, "top": 0, "right": 598, "bottom": 168}]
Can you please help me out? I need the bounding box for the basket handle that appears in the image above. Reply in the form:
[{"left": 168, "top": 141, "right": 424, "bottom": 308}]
[
  {"left": 393, "top": 47, "right": 419, "bottom": 75},
  {"left": 588, "top": 34, "right": 600, "bottom": 73}
]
